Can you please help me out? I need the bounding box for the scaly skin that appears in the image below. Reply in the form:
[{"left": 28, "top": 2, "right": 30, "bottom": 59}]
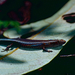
[{"left": 0, "top": 38, "right": 66, "bottom": 52}]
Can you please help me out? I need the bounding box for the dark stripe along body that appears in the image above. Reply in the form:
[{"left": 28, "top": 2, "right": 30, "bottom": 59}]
[{"left": 0, "top": 38, "right": 66, "bottom": 48}]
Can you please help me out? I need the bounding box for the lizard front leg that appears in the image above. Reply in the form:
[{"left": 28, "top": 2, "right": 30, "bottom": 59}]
[{"left": 43, "top": 46, "right": 53, "bottom": 52}]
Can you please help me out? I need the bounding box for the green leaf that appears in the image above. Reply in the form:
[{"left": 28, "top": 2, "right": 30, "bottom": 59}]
[
  {"left": 0, "top": 20, "right": 3, "bottom": 28},
  {"left": 3, "top": 21, "right": 9, "bottom": 28},
  {"left": 10, "top": 21, "right": 20, "bottom": 32},
  {"left": 0, "top": 20, "right": 20, "bottom": 32}
]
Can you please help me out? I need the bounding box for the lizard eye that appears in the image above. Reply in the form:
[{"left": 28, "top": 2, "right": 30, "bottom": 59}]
[{"left": 59, "top": 39, "right": 66, "bottom": 44}]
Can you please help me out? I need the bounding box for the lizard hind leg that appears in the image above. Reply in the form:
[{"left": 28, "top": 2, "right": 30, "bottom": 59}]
[
  {"left": 1, "top": 43, "right": 13, "bottom": 52},
  {"left": 43, "top": 47, "right": 53, "bottom": 52}
]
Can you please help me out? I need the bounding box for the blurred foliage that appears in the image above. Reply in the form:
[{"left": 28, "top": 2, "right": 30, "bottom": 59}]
[
  {"left": 0, "top": 20, "right": 20, "bottom": 31},
  {"left": 9, "top": 21, "right": 20, "bottom": 31}
]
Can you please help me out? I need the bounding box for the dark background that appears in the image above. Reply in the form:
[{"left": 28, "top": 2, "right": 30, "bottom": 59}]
[
  {"left": 0, "top": 0, "right": 69, "bottom": 23},
  {"left": 28, "top": 0, "right": 69, "bottom": 23}
]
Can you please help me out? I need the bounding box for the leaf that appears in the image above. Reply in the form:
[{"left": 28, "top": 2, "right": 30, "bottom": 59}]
[
  {"left": 0, "top": 1, "right": 75, "bottom": 75},
  {"left": 10, "top": 21, "right": 20, "bottom": 32},
  {"left": 3, "top": 21, "right": 9, "bottom": 28},
  {"left": 0, "top": 20, "right": 3, "bottom": 28},
  {"left": 0, "top": 20, "right": 20, "bottom": 32}
]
